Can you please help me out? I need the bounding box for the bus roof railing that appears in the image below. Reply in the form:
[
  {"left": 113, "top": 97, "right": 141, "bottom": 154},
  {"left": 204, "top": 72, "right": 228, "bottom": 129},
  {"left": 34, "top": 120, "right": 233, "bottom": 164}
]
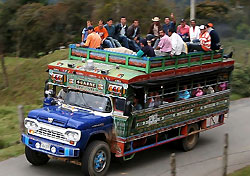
[{"left": 69, "top": 44, "right": 224, "bottom": 74}]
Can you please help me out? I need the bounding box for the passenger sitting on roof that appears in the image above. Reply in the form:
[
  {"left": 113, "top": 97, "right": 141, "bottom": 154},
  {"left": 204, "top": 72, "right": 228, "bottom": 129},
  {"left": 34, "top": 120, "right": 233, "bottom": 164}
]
[
  {"left": 154, "top": 30, "right": 172, "bottom": 56},
  {"left": 206, "top": 23, "right": 221, "bottom": 50},
  {"left": 178, "top": 85, "right": 191, "bottom": 100},
  {"left": 82, "top": 20, "right": 93, "bottom": 43},
  {"left": 168, "top": 28, "right": 187, "bottom": 56},
  {"left": 189, "top": 19, "right": 200, "bottom": 43},
  {"left": 137, "top": 39, "right": 155, "bottom": 57},
  {"left": 146, "top": 17, "right": 162, "bottom": 48},
  {"left": 177, "top": 19, "right": 190, "bottom": 42},
  {"left": 76, "top": 26, "right": 102, "bottom": 49},
  {"left": 104, "top": 18, "right": 122, "bottom": 48},
  {"left": 187, "top": 25, "right": 211, "bottom": 52},
  {"left": 95, "top": 20, "right": 114, "bottom": 48}
]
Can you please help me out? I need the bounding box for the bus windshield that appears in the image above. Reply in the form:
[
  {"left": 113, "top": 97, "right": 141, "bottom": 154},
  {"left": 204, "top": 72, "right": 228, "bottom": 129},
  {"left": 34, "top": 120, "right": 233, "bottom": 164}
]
[{"left": 64, "top": 90, "right": 112, "bottom": 113}]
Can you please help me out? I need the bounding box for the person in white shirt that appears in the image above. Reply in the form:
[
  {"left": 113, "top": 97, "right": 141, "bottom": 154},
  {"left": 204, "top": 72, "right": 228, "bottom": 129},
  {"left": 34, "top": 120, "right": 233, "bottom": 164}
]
[
  {"left": 189, "top": 19, "right": 200, "bottom": 43},
  {"left": 168, "top": 28, "right": 187, "bottom": 56}
]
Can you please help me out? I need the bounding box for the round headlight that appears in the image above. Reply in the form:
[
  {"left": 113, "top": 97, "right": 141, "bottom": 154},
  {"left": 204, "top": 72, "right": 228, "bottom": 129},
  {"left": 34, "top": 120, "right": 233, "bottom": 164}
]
[
  {"left": 65, "top": 131, "right": 80, "bottom": 142},
  {"left": 24, "top": 119, "right": 39, "bottom": 131}
]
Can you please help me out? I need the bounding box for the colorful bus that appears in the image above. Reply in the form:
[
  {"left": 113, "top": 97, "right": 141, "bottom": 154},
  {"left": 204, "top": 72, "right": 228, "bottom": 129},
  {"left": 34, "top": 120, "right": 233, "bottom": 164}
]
[{"left": 22, "top": 45, "right": 234, "bottom": 176}]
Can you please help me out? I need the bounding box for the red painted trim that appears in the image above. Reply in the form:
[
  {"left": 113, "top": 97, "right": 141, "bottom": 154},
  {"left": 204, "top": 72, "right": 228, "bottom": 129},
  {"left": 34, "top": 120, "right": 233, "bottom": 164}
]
[
  {"left": 48, "top": 65, "right": 129, "bottom": 84},
  {"left": 181, "top": 125, "right": 188, "bottom": 135},
  {"left": 49, "top": 60, "right": 234, "bottom": 85}
]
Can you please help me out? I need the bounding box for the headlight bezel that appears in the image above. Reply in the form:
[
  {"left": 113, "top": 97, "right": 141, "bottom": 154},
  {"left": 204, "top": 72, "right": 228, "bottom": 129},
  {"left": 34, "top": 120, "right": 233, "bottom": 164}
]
[
  {"left": 64, "top": 130, "right": 81, "bottom": 142},
  {"left": 24, "top": 118, "right": 39, "bottom": 131}
]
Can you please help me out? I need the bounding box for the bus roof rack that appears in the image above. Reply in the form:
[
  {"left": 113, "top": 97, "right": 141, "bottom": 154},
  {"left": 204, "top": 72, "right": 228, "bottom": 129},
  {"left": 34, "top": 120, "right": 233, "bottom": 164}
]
[{"left": 69, "top": 44, "right": 225, "bottom": 74}]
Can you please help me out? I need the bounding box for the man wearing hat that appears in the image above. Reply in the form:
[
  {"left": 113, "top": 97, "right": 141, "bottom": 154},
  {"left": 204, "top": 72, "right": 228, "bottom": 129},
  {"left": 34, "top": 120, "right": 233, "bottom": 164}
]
[
  {"left": 177, "top": 19, "right": 190, "bottom": 42},
  {"left": 146, "top": 17, "right": 162, "bottom": 48},
  {"left": 206, "top": 23, "right": 221, "bottom": 50},
  {"left": 187, "top": 25, "right": 211, "bottom": 52},
  {"left": 77, "top": 26, "right": 102, "bottom": 49}
]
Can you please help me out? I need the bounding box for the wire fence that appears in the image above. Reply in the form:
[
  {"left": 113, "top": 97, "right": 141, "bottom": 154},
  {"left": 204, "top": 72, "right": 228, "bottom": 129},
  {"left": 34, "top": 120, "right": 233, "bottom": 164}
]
[{"left": 156, "top": 133, "right": 250, "bottom": 176}]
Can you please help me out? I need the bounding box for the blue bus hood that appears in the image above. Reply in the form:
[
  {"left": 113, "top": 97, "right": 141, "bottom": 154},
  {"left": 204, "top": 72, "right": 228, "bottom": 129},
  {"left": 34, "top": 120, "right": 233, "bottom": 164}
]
[{"left": 27, "top": 106, "right": 113, "bottom": 130}]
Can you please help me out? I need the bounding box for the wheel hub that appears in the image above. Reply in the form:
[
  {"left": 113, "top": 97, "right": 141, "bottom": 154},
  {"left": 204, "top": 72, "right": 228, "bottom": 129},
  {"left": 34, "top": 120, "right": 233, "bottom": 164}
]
[{"left": 94, "top": 150, "right": 106, "bottom": 173}]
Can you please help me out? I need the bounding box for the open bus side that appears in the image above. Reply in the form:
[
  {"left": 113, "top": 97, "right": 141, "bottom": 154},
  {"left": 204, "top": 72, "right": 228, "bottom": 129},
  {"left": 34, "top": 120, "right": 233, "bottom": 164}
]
[{"left": 112, "top": 66, "right": 233, "bottom": 158}]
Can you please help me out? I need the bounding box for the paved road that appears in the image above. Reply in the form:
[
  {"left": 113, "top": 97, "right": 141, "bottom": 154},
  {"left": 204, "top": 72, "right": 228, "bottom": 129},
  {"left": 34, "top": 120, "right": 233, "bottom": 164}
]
[{"left": 1, "top": 98, "right": 250, "bottom": 176}]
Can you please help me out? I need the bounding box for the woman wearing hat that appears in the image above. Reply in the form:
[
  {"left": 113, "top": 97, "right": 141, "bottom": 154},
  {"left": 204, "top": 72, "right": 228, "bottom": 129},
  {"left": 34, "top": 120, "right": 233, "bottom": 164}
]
[{"left": 146, "top": 17, "right": 162, "bottom": 48}]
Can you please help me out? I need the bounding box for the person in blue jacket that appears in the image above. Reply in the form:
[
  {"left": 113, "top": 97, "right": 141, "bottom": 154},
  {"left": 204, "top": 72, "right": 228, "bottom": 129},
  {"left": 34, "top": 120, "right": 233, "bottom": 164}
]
[{"left": 178, "top": 85, "right": 191, "bottom": 100}]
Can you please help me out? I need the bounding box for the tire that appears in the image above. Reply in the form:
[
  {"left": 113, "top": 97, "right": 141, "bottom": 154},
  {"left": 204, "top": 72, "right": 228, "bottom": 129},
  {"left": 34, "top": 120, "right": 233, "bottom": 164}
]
[
  {"left": 181, "top": 123, "right": 199, "bottom": 151},
  {"left": 82, "top": 140, "right": 111, "bottom": 176},
  {"left": 25, "top": 146, "right": 50, "bottom": 166}
]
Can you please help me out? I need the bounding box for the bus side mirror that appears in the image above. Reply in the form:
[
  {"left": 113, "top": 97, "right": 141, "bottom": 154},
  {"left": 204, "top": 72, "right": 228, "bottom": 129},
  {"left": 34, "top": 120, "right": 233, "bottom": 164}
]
[{"left": 124, "top": 101, "right": 132, "bottom": 116}]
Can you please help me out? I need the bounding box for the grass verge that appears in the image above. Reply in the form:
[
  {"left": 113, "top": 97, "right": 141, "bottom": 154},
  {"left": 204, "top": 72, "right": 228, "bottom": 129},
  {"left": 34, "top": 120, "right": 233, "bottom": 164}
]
[{"left": 228, "top": 166, "right": 250, "bottom": 176}]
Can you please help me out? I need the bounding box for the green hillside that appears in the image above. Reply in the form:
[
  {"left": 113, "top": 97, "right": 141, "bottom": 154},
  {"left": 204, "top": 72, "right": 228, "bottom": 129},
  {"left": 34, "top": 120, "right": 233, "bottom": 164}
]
[
  {"left": 0, "top": 49, "right": 68, "bottom": 106},
  {"left": 0, "top": 49, "right": 68, "bottom": 161}
]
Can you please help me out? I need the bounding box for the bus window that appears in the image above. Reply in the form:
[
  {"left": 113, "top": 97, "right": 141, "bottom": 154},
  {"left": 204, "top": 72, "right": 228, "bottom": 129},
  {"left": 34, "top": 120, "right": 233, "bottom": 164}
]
[
  {"left": 163, "top": 82, "right": 177, "bottom": 104},
  {"left": 115, "top": 98, "right": 126, "bottom": 112},
  {"left": 146, "top": 90, "right": 163, "bottom": 108},
  {"left": 218, "top": 73, "right": 229, "bottom": 91}
]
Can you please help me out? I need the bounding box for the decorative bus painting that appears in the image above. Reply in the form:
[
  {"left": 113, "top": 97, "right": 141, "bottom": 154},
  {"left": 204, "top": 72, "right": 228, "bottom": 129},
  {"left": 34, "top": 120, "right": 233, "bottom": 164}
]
[{"left": 21, "top": 45, "right": 234, "bottom": 176}]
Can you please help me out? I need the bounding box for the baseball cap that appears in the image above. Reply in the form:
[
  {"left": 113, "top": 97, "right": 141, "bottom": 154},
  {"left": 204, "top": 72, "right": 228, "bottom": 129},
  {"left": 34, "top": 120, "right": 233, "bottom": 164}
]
[
  {"left": 207, "top": 23, "right": 213, "bottom": 27},
  {"left": 180, "top": 19, "right": 185, "bottom": 22},
  {"left": 199, "top": 25, "right": 206, "bottom": 30},
  {"left": 87, "top": 26, "right": 94, "bottom": 30}
]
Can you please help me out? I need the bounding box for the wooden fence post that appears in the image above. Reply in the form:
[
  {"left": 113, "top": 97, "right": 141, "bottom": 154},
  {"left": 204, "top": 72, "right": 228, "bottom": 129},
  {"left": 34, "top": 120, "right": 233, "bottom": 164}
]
[
  {"left": 0, "top": 54, "right": 9, "bottom": 88},
  {"left": 222, "top": 133, "right": 228, "bottom": 176},
  {"left": 18, "top": 105, "right": 25, "bottom": 134},
  {"left": 170, "top": 153, "right": 176, "bottom": 176}
]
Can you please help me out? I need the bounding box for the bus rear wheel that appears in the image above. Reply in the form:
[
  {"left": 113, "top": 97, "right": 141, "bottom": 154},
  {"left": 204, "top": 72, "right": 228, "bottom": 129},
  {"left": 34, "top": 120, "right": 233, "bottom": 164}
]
[
  {"left": 25, "top": 146, "right": 50, "bottom": 166},
  {"left": 82, "top": 140, "right": 111, "bottom": 176},
  {"left": 181, "top": 123, "right": 199, "bottom": 151}
]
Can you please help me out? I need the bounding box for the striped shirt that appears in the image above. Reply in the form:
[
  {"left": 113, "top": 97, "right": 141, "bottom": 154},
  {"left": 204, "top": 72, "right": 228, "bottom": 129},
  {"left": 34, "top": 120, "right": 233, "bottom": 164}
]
[{"left": 199, "top": 31, "right": 211, "bottom": 51}]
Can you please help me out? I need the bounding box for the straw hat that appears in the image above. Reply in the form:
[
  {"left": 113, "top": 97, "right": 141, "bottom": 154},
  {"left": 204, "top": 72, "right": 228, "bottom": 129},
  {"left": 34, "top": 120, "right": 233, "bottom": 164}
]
[{"left": 152, "top": 17, "right": 160, "bottom": 22}]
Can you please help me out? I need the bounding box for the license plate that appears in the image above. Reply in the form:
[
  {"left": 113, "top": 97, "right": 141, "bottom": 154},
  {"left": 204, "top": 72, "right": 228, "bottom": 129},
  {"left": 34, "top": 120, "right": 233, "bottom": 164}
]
[{"left": 41, "top": 142, "right": 51, "bottom": 151}]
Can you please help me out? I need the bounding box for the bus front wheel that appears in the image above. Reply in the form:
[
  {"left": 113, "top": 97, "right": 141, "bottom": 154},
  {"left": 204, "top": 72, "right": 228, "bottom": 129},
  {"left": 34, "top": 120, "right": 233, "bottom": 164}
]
[
  {"left": 25, "top": 146, "right": 50, "bottom": 166},
  {"left": 181, "top": 123, "right": 199, "bottom": 151},
  {"left": 82, "top": 140, "right": 111, "bottom": 176}
]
